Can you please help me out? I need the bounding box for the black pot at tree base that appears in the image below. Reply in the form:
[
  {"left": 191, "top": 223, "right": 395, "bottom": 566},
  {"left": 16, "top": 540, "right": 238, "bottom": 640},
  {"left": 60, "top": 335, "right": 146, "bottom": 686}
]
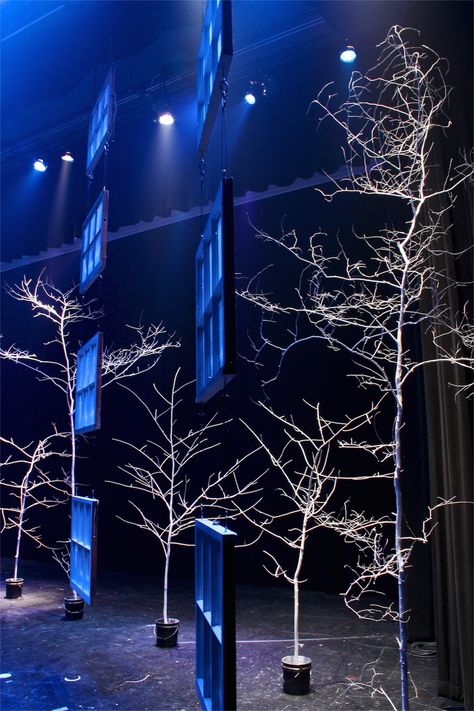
[
  {"left": 281, "top": 655, "right": 312, "bottom": 695},
  {"left": 64, "top": 595, "right": 85, "bottom": 620},
  {"left": 5, "top": 578, "right": 24, "bottom": 599},
  {"left": 155, "top": 618, "right": 179, "bottom": 647}
]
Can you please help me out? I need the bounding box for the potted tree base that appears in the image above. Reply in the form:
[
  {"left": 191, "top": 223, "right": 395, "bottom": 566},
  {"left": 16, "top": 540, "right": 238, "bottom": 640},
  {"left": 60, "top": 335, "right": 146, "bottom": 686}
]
[
  {"left": 64, "top": 595, "right": 85, "bottom": 620},
  {"left": 155, "top": 618, "right": 179, "bottom": 648},
  {"left": 5, "top": 578, "right": 24, "bottom": 599},
  {"left": 282, "top": 655, "right": 312, "bottom": 695}
]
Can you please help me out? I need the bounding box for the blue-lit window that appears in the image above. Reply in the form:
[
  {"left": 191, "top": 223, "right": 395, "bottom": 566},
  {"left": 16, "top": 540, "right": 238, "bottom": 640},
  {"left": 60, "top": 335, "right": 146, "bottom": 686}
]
[
  {"left": 197, "top": 0, "right": 233, "bottom": 152},
  {"left": 80, "top": 189, "right": 108, "bottom": 294},
  {"left": 196, "top": 177, "right": 236, "bottom": 403},
  {"left": 75, "top": 332, "right": 103, "bottom": 434},
  {"left": 86, "top": 68, "right": 115, "bottom": 175},
  {"left": 70, "top": 496, "right": 98, "bottom": 605},
  {"left": 195, "top": 519, "right": 236, "bottom": 711}
]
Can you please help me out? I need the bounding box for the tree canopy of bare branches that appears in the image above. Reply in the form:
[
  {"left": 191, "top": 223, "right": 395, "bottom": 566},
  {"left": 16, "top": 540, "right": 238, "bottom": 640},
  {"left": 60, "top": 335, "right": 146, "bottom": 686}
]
[
  {"left": 239, "top": 26, "right": 473, "bottom": 711},
  {"left": 109, "top": 368, "right": 262, "bottom": 623}
]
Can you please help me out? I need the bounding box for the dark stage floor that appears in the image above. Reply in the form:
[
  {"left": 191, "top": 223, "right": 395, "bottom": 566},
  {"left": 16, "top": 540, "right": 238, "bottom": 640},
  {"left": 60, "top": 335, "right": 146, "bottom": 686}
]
[{"left": 1, "top": 559, "right": 447, "bottom": 710}]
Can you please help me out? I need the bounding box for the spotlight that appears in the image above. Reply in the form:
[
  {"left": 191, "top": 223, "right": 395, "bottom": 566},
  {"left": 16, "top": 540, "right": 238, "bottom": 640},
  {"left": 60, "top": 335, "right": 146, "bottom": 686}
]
[
  {"left": 61, "top": 151, "right": 74, "bottom": 162},
  {"left": 33, "top": 159, "right": 47, "bottom": 172},
  {"left": 245, "top": 91, "right": 256, "bottom": 105},
  {"left": 340, "top": 44, "right": 357, "bottom": 63},
  {"left": 158, "top": 110, "right": 174, "bottom": 126}
]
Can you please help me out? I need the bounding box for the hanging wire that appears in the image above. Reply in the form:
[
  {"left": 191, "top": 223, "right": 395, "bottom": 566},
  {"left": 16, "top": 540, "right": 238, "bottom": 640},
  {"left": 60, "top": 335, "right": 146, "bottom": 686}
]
[
  {"left": 199, "top": 153, "right": 206, "bottom": 236},
  {"left": 220, "top": 77, "right": 229, "bottom": 175}
]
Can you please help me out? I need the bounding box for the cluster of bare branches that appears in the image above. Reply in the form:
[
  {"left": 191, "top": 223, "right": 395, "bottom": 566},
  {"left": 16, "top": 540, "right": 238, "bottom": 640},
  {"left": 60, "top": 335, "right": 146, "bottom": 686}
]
[
  {"left": 109, "top": 368, "right": 263, "bottom": 623},
  {"left": 0, "top": 431, "right": 70, "bottom": 579},
  {"left": 240, "top": 26, "right": 473, "bottom": 710},
  {"left": 236, "top": 398, "right": 383, "bottom": 661},
  {"left": 1, "top": 273, "right": 179, "bottom": 494},
  {"left": 1, "top": 273, "right": 179, "bottom": 584}
]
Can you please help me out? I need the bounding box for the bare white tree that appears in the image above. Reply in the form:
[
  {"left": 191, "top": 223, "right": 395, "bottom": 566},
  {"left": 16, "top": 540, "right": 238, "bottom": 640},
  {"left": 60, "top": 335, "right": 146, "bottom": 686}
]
[
  {"left": 109, "top": 368, "right": 263, "bottom": 625},
  {"left": 236, "top": 398, "right": 383, "bottom": 666},
  {"left": 1, "top": 274, "right": 180, "bottom": 494},
  {"left": 240, "top": 26, "right": 473, "bottom": 710},
  {"left": 0, "top": 431, "right": 69, "bottom": 581},
  {"left": 1, "top": 274, "right": 179, "bottom": 589}
]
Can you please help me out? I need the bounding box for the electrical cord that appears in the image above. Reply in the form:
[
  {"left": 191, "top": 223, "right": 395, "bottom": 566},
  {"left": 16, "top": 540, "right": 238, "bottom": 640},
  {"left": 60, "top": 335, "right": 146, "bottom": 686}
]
[{"left": 408, "top": 641, "right": 437, "bottom": 657}]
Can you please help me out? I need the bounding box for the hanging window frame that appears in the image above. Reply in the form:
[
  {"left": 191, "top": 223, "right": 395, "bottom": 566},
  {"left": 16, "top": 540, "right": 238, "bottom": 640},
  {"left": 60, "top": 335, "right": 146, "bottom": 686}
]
[
  {"left": 70, "top": 495, "right": 99, "bottom": 605},
  {"left": 197, "top": 0, "right": 233, "bottom": 153},
  {"left": 79, "top": 189, "right": 108, "bottom": 294},
  {"left": 195, "top": 176, "right": 236, "bottom": 403},
  {"left": 86, "top": 67, "right": 115, "bottom": 176},
  {"left": 75, "top": 332, "right": 103, "bottom": 434},
  {"left": 195, "top": 518, "right": 237, "bottom": 711}
]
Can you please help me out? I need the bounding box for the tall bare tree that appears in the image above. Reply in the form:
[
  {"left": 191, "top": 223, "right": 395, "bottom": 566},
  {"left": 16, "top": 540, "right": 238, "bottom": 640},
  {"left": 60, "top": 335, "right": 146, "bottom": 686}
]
[
  {"left": 240, "top": 26, "right": 473, "bottom": 710},
  {"left": 1, "top": 274, "right": 179, "bottom": 494},
  {"left": 1, "top": 274, "right": 179, "bottom": 581}
]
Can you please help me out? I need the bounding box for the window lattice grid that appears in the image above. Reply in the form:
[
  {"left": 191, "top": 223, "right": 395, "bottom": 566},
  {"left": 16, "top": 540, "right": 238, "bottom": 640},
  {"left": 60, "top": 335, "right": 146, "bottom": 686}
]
[
  {"left": 197, "top": 0, "right": 232, "bottom": 152},
  {"left": 195, "top": 178, "right": 235, "bottom": 403},
  {"left": 86, "top": 69, "right": 114, "bottom": 174},
  {"left": 80, "top": 189, "right": 108, "bottom": 293},
  {"left": 75, "top": 332, "right": 103, "bottom": 434},
  {"left": 70, "top": 496, "right": 98, "bottom": 605}
]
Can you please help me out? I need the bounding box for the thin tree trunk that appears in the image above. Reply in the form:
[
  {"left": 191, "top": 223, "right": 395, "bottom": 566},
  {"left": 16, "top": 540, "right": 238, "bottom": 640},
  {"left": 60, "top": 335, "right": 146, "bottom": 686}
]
[
  {"left": 13, "top": 465, "right": 33, "bottom": 579},
  {"left": 394, "top": 266, "right": 409, "bottom": 711},
  {"left": 293, "top": 509, "right": 309, "bottom": 659}
]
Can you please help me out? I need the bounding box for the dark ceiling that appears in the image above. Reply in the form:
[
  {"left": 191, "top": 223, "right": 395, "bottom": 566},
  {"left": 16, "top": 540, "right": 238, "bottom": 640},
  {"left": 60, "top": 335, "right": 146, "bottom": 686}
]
[{"left": 1, "top": 1, "right": 472, "bottom": 265}]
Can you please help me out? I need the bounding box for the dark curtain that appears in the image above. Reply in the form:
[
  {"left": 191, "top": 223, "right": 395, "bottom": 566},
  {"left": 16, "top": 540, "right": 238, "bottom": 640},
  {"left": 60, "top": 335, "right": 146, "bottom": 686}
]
[
  {"left": 420, "top": 152, "right": 473, "bottom": 708},
  {"left": 416, "top": 3, "right": 474, "bottom": 702}
]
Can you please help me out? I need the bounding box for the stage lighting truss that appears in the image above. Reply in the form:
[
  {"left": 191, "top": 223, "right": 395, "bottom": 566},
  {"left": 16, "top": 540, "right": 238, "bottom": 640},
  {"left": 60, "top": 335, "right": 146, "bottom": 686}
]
[
  {"left": 197, "top": 0, "right": 233, "bottom": 153},
  {"left": 195, "top": 176, "right": 236, "bottom": 403},
  {"left": 86, "top": 67, "right": 115, "bottom": 176},
  {"left": 79, "top": 188, "right": 109, "bottom": 294},
  {"left": 74, "top": 331, "right": 103, "bottom": 434},
  {"left": 70, "top": 495, "right": 99, "bottom": 605}
]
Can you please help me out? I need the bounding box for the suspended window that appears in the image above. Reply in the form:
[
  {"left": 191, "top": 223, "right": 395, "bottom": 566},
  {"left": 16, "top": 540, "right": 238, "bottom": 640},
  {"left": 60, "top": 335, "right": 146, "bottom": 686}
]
[
  {"left": 86, "top": 68, "right": 115, "bottom": 175},
  {"left": 80, "top": 189, "right": 108, "bottom": 294},
  {"left": 195, "top": 518, "right": 237, "bottom": 711},
  {"left": 197, "top": 0, "right": 233, "bottom": 153},
  {"left": 75, "top": 332, "right": 103, "bottom": 434},
  {"left": 70, "top": 496, "right": 99, "bottom": 605},
  {"left": 196, "top": 176, "right": 236, "bottom": 403}
]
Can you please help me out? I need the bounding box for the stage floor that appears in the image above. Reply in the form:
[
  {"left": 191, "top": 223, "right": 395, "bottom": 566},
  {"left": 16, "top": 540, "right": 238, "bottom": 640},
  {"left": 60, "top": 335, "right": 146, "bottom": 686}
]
[{"left": 1, "top": 559, "right": 447, "bottom": 710}]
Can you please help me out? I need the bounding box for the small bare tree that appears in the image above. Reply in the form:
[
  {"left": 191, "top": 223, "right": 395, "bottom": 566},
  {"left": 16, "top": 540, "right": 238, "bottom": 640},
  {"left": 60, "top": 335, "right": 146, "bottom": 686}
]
[
  {"left": 0, "top": 432, "right": 69, "bottom": 582},
  {"left": 109, "top": 368, "right": 262, "bottom": 626},
  {"left": 237, "top": 399, "right": 383, "bottom": 668},
  {"left": 240, "top": 26, "right": 473, "bottom": 710}
]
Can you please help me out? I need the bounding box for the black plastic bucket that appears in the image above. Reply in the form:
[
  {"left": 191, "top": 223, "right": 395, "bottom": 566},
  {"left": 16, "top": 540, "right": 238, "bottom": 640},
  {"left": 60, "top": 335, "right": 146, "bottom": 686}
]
[
  {"left": 155, "top": 618, "right": 179, "bottom": 648},
  {"left": 282, "top": 655, "right": 312, "bottom": 695},
  {"left": 5, "top": 578, "right": 24, "bottom": 599},
  {"left": 64, "top": 596, "right": 85, "bottom": 620}
]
